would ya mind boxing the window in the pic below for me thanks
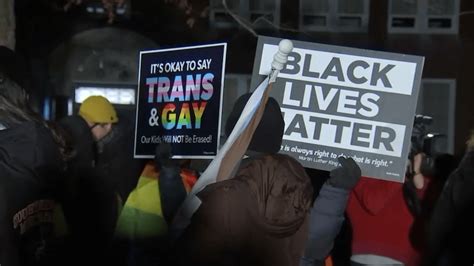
[221,74,252,136]
[388,0,460,34]
[249,0,279,26]
[209,0,280,29]
[74,85,136,105]
[84,0,130,19]
[416,79,456,154]
[209,0,239,28]
[299,0,369,32]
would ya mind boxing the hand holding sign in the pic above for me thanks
[154,143,179,170]
[328,157,361,190]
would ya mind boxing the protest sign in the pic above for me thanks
[250,36,424,182]
[134,43,227,159]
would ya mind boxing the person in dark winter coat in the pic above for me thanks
[178,93,361,266]
[175,94,311,266]
[180,155,313,266]
[59,95,122,266]
[424,131,474,266]
[0,46,69,266]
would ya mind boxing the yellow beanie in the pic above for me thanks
[79,96,119,123]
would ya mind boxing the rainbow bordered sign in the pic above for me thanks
[134,43,227,159]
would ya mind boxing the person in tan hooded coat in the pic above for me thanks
[182,153,313,266]
[178,94,312,266]
[177,94,361,266]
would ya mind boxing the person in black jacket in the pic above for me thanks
[424,131,474,266]
[0,46,69,266]
[59,96,124,266]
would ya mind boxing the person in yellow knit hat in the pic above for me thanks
[59,95,121,266]
[78,95,119,141]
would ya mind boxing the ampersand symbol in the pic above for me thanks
[149,108,159,127]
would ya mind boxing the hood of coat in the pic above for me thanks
[236,154,313,237]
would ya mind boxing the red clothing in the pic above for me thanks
[347,177,428,266]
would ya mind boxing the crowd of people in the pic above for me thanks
[1,45,473,266]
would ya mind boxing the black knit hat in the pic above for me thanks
[0,46,28,90]
[225,93,285,154]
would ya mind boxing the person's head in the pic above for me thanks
[0,46,71,161]
[0,74,30,125]
[225,93,285,154]
[79,95,118,141]
[0,46,33,126]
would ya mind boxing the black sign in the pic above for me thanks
[134,43,227,159]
